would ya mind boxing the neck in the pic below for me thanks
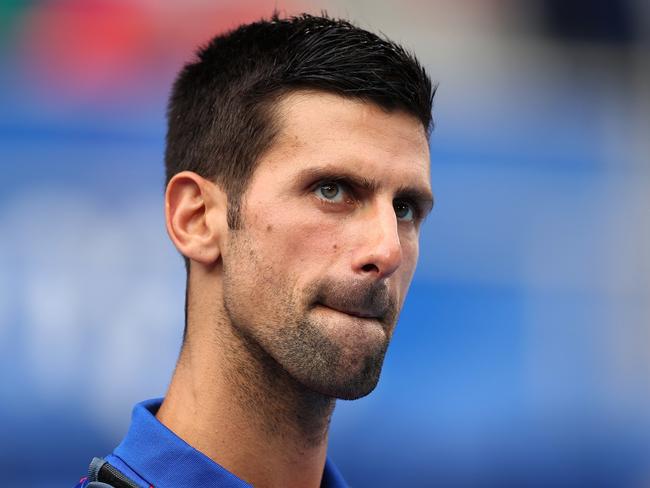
[157,306,336,488]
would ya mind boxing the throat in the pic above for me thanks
[157,318,335,487]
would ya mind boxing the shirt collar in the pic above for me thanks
[113,398,348,488]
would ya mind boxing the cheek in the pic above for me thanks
[402,236,419,271]
[252,208,342,274]
[281,220,340,267]
[396,236,419,297]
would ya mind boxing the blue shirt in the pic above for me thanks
[75,398,349,488]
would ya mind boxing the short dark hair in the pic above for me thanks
[165,12,434,225]
[165,13,435,334]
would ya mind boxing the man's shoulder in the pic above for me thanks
[72,398,349,488]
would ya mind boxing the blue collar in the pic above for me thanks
[109,398,348,488]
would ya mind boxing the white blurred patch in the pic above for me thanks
[0,187,185,433]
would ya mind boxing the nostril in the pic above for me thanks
[361,263,379,273]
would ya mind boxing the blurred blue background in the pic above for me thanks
[1,1,649,486]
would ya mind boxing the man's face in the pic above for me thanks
[221,91,432,400]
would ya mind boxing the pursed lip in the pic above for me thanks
[316,302,381,320]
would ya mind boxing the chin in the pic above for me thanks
[329,378,381,401]
[300,351,387,400]
[261,308,391,399]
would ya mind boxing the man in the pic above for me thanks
[76,12,434,488]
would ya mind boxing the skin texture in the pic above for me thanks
[157,91,432,488]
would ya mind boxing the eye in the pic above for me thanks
[315,182,344,202]
[394,200,415,222]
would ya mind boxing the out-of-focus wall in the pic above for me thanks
[1,1,648,486]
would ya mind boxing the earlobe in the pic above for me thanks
[165,171,227,266]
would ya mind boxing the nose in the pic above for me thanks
[351,202,403,279]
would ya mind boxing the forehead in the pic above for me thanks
[259,90,431,190]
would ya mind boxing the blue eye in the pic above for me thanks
[394,200,415,221]
[315,182,344,202]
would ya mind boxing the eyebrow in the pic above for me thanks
[293,166,435,216]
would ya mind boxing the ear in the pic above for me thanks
[165,171,228,267]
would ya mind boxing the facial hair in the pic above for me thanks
[222,242,400,401]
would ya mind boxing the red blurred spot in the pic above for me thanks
[18,0,304,105]
[21,0,153,100]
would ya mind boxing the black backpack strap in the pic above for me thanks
[87,457,141,488]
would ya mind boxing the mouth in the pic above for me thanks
[316,302,381,321]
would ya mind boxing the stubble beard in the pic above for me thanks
[221,235,399,403]
[271,307,390,401]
